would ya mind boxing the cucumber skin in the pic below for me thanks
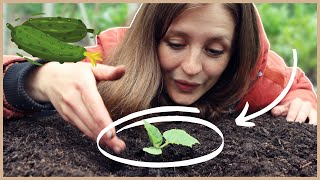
[22,17,88,42]
[11,25,85,63]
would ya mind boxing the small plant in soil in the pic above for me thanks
[143,120,200,155]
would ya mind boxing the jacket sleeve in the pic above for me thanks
[269,51,317,109]
[237,50,317,114]
[3,56,55,119]
[3,56,27,119]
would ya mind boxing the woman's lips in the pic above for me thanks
[175,80,200,92]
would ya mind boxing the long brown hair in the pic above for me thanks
[98,3,260,120]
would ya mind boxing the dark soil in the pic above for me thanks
[3,111,317,176]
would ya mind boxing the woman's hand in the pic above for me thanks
[271,98,317,125]
[25,62,126,153]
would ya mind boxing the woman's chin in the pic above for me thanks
[171,97,196,106]
[167,89,200,106]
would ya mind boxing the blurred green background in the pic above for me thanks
[3,3,317,87]
[256,3,317,87]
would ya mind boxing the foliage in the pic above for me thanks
[53,3,128,32]
[256,3,317,85]
[144,119,163,148]
[143,120,199,155]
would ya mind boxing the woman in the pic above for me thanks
[3,3,317,154]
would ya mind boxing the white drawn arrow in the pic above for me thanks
[235,49,298,127]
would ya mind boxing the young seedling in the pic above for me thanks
[143,120,200,155]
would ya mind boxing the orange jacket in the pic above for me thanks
[3,7,317,118]
[237,7,317,113]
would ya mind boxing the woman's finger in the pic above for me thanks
[271,103,289,117]
[56,101,95,140]
[295,102,311,123]
[50,88,107,144]
[63,90,109,140]
[66,83,123,151]
[81,83,116,134]
[104,135,126,154]
[286,98,302,122]
[80,80,126,152]
[54,95,120,150]
[91,64,126,82]
[308,109,317,125]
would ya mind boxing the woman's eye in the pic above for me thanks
[206,48,224,56]
[168,42,185,49]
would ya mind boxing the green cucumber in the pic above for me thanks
[7,23,86,63]
[22,17,94,42]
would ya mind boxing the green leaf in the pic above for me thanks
[16,52,24,57]
[143,147,162,155]
[16,53,43,66]
[24,57,43,66]
[163,129,200,148]
[144,120,163,148]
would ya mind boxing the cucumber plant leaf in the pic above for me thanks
[143,120,200,155]
[143,147,162,155]
[144,120,163,148]
[163,129,200,148]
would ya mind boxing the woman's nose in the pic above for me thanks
[181,49,202,76]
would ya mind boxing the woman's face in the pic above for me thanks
[158,4,236,105]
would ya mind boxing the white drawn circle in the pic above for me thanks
[97,106,224,168]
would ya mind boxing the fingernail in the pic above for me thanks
[113,146,121,154]
[106,131,113,139]
[276,109,282,115]
[272,110,279,116]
